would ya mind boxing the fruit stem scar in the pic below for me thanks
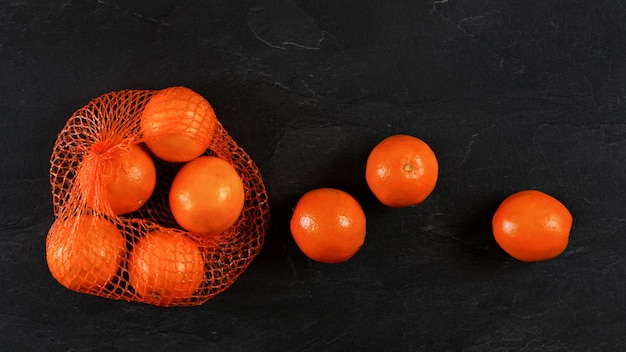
[403,163,413,172]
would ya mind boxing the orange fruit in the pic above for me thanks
[46,215,126,293]
[290,188,366,263]
[365,134,439,207]
[127,229,205,306]
[492,190,573,262]
[78,142,156,215]
[140,86,217,162]
[169,156,245,235]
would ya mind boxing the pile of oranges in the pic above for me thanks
[290,135,573,264]
[47,86,574,307]
[47,87,268,306]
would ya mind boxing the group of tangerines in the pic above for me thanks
[47,86,574,305]
[47,87,248,304]
[292,133,573,264]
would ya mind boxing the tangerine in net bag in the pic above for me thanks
[47,89,269,307]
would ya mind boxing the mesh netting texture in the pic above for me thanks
[47,89,269,307]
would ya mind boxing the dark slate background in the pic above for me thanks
[1,0,625,351]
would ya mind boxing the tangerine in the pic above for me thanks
[492,190,573,262]
[127,229,205,306]
[290,188,366,263]
[140,86,217,162]
[46,215,126,293]
[365,134,438,207]
[169,156,245,235]
[78,142,156,215]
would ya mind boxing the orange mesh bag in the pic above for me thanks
[47,88,269,307]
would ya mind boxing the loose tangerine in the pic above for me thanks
[46,215,126,293]
[140,86,217,162]
[492,190,573,262]
[78,142,156,215]
[290,188,366,263]
[169,156,245,235]
[365,134,439,207]
[127,229,205,306]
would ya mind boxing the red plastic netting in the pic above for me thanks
[47,89,269,307]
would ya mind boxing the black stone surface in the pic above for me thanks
[1,0,625,350]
